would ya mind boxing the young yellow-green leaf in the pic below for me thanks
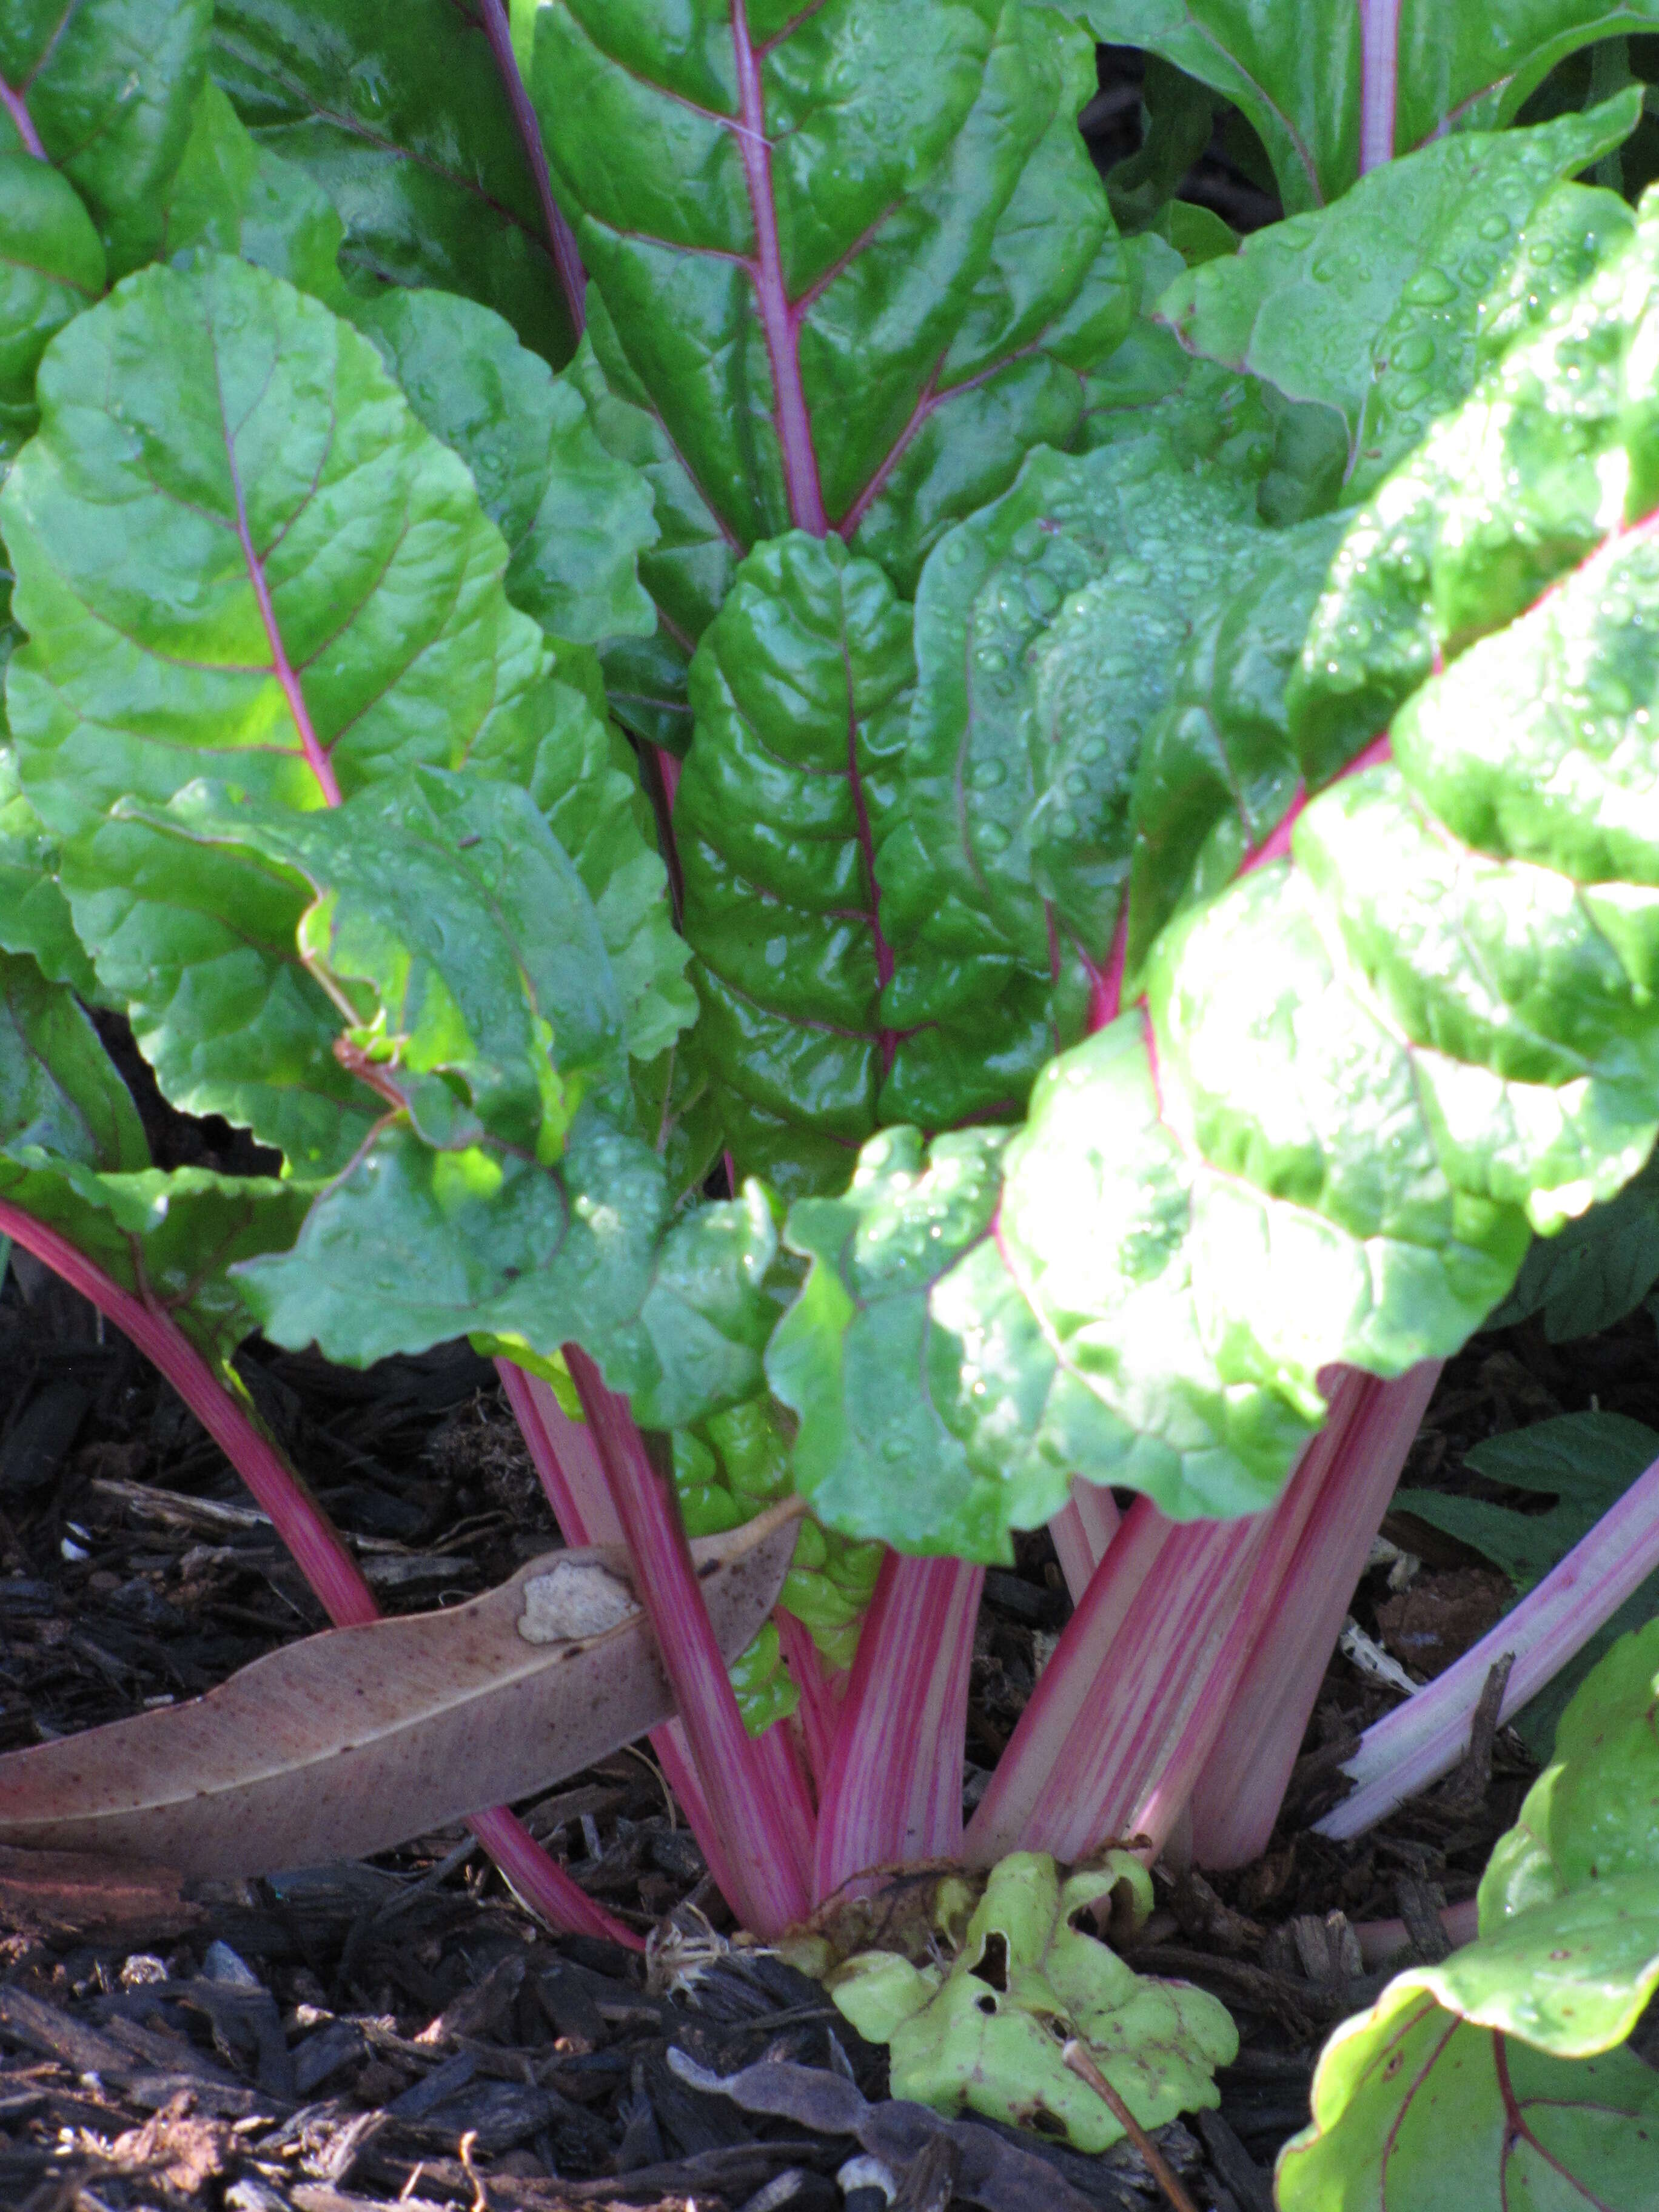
[537,0,1130,739]
[1162,97,1641,503]
[0,155,104,455]
[1,0,209,276]
[2,254,587,1173]
[211,0,576,366]
[828,1852,1236,2154]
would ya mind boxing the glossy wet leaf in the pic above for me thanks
[1,0,210,276]
[536,0,1130,739]
[2,255,600,1173]
[156,80,349,304]
[910,429,1279,987]
[1279,1619,1659,2208]
[211,0,576,366]
[348,288,659,649]
[1067,0,1659,211]
[0,155,104,455]
[1162,98,1640,501]
[771,204,1659,1554]
[828,1851,1236,2154]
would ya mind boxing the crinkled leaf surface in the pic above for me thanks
[1290,189,1659,776]
[1399,1409,1659,1758]
[828,1852,1235,2154]
[347,286,659,649]
[537,0,1130,739]
[210,0,575,366]
[1279,1618,1659,2208]
[0,155,104,455]
[1162,99,1640,504]
[1,254,593,1173]
[680,531,1055,1196]
[1066,1,1659,212]
[0,949,307,1369]
[0,0,209,276]
[907,428,1273,982]
[772,205,1659,1555]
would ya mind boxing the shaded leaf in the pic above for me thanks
[0,154,104,455]
[0,1504,800,1872]
[1483,1152,1659,1340]
[0,746,97,997]
[210,0,576,365]
[1,0,210,276]
[1067,0,1659,211]
[157,79,349,303]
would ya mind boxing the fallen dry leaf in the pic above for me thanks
[0,1501,800,1875]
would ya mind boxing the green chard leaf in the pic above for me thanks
[1396,1410,1659,1756]
[771,198,1659,1558]
[0,743,96,997]
[1064,0,1659,211]
[1,0,210,277]
[210,0,577,366]
[1,253,636,1175]
[0,155,104,457]
[1278,1617,1659,2208]
[1161,96,1643,503]
[0,948,308,1371]
[535,0,1131,739]
[346,287,659,650]
[204,770,776,1426]
[1484,1151,1659,1340]
[157,79,350,305]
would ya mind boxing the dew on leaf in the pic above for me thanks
[1402,267,1458,307]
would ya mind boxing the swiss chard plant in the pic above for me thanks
[6,0,1659,2196]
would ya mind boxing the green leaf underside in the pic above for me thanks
[0,254,643,1176]
[0,0,210,277]
[770,199,1659,1557]
[538,0,1131,742]
[1162,96,1643,503]
[209,0,576,367]
[1279,1619,1659,2205]
[1064,0,1659,213]
[0,948,307,1366]
[1398,1410,1659,1755]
